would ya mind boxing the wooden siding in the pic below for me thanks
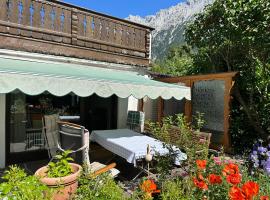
[0,0,153,66]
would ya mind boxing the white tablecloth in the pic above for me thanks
[90,129,187,166]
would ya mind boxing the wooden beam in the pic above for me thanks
[157,97,164,123]
[0,34,150,67]
[158,72,238,83]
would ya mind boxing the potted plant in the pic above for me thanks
[35,150,82,200]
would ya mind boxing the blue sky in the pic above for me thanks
[64,0,183,19]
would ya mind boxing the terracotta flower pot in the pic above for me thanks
[35,163,82,200]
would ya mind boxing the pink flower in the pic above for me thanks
[213,157,222,165]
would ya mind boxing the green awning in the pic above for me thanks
[0,57,191,100]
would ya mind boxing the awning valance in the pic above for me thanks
[0,57,191,100]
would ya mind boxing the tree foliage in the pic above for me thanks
[151,45,198,76]
[185,0,270,151]
[152,0,270,152]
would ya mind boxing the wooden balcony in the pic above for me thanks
[0,0,153,66]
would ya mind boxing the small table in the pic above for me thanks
[90,129,187,168]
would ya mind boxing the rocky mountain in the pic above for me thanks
[127,0,214,60]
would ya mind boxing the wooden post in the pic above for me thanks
[138,99,144,112]
[223,76,235,152]
[145,30,151,59]
[157,97,164,123]
[71,8,78,45]
[184,100,192,122]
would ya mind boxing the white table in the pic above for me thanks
[90,129,187,167]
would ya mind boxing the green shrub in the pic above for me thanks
[160,178,189,200]
[0,165,52,200]
[146,113,209,177]
[74,168,129,200]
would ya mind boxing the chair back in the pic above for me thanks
[126,111,145,132]
[57,122,90,166]
[194,132,212,155]
[42,114,59,158]
[194,131,212,147]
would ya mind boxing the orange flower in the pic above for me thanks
[260,196,269,200]
[223,163,239,176]
[242,181,259,199]
[208,174,222,184]
[196,160,207,170]
[141,179,158,193]
[193,178,208,190]
[229,186,245,200]
[193,174,208,190]
[198,173,204,180]
[226,173,241,185]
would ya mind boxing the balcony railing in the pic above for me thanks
[0,0,153,66]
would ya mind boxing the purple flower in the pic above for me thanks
[252,151,258,155]
[250,140,270,175]
[250,153,258,160]
[261,159,266,166]
[258,146,267,155]
[250,154,259,167]
[263,159,270,175]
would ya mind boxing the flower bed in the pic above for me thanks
[192,157,270,199]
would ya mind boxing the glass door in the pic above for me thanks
[7,91,47,164]
[9,92,28,153]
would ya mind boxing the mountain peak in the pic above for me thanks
[126,0,213,60]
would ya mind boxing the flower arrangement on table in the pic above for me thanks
[192,158,269,200]
[250,139,270,175]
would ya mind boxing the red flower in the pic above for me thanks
[223,163,239,176]
[196,160,207,170]
[208,174,222,184]
[193,178,208,190]
[226,173,241,185]
[229,186,245,200]
[242,181,259,199]
[229,181,260,200]
[193,174,208,190]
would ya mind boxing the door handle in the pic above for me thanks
[21,120,28,123]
